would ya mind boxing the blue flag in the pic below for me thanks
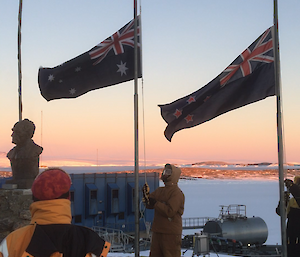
[159,26,275,142]
[39,17,141,101]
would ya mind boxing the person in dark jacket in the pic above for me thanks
[143,164,185,257]
[276,176,300,257]
[0,168,110,257]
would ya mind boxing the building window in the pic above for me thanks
[70,191,75,202]
[91,190,97,200]
[112,189,119,199]
[118,212,125,220]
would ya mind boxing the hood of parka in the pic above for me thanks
[294,176,300,186]
[163,164,181,186]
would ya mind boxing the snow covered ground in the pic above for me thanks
[108,178,282,257]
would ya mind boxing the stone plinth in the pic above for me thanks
[0,189,32,242]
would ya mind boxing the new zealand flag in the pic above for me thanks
[159,26,275,142]
[38,17,142,101]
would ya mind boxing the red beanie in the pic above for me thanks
[31,168,71,201]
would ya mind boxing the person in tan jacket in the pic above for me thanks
[143,164,185,257]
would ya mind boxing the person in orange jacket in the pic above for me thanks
[143,164,185,257]
[0,168,110,257]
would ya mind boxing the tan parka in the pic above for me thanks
[147,164,185,235]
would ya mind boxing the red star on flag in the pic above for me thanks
[173,109,182,118]
[185,114,193,123]
[187,96,196,104]
[204,96,211,102]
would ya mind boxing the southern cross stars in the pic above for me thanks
[173,109,194,123]
[172,95,196,123]
[47,66,82,96]
[117,61,128,76]
[48,66,82,82]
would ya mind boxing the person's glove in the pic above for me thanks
[284,191,290,203]
[142,196,148,204]
[285,179,293,189]
[142,183,149,195]
[149,197,156,206]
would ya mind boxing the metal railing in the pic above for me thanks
[92,226,151,252]
[218,204,247,220]
[93,226,134,252]
[182,217,216,229]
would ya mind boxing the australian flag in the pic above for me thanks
[38,17,142,101]
[159,26,275,142]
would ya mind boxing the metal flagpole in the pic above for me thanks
[18,0,23,121]
[273,1,287,256]
[133,0,140,256]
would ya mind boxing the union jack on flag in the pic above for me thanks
[220,27,274,86]
[89,16,140,65]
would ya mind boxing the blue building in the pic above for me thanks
[69,172,159,233]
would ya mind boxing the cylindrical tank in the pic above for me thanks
[203,217,268,246]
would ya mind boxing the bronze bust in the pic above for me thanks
[6,119,43,189]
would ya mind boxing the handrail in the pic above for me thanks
[182,217,216,229]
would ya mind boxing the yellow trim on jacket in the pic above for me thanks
[287,197,300,215]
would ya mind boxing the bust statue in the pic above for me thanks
[6,119,43,189]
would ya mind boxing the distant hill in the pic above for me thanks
[246,162,273,166]
[191,161,233,166]
[114,165,300,181]
[1,160,300,181]
[191,161,273,166]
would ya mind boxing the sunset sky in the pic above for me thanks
[0,0,299,168]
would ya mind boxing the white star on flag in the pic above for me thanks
[48,74,55,81]
[69,88,76,95]
[116,61,128,76]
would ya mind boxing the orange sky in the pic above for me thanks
[1,1,300,168]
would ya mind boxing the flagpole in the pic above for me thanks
[18,0,23,121]
[133,0,140,256]
[273,1,287,256]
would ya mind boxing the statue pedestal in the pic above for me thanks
[2,184,17,190]
[5,178,35,189]
[0,189,32,241]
